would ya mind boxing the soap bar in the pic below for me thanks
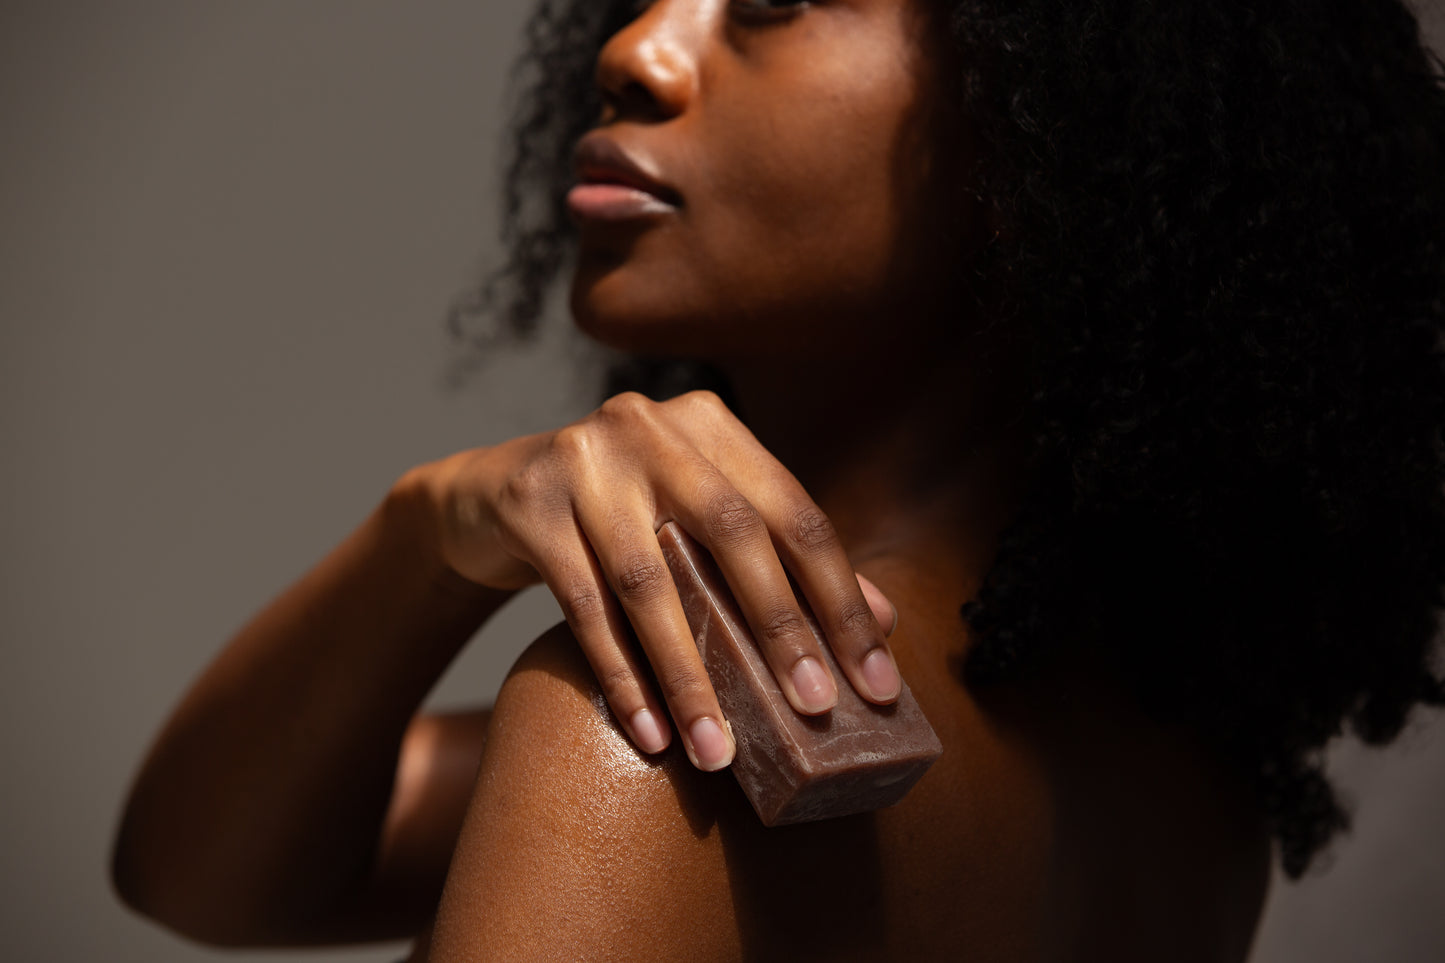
[657,521,942,826]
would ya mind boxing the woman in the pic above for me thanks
[113,0,1445,959]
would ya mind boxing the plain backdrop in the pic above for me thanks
[2,2,1444,961]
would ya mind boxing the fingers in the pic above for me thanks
[571,501,737,772]
[486,389,901,774]
[668,391,901,704]
[670,481,842,716]
[528,523,675,758]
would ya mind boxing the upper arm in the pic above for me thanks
[426,622,746,962]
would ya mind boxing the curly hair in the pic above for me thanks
[453,0,1445,878]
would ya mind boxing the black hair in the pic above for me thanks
[453,0,1445,878]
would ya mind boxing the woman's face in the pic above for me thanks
[568,0,975,361]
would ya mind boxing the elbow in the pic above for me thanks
[110,810,170,929]
[110,813,270,948]
[110,816,210,944]
[111,771,230,943]
[110,809,367,948]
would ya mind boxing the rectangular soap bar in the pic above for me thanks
[657,521,942,826]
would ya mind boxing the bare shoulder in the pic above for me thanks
[424,622,747,962]
[423,622,943,962]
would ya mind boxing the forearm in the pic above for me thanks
[113,470,513,944]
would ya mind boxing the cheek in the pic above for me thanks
[691,85,933,345]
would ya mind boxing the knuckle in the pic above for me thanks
[788,505,838,554]
[594,660,639,703]
[613,552,671,602]
[702,489,762,544]
[756,607,810,647]
[549,424,594,462]
[838,601,881,640]
[559,585,608,625]
[681,389,723,414]
[599,391,652,423]
[657,665,710,707]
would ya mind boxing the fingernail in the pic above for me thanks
[790,656,837,713]
[861,648,901,702]
[629,708,669,754]
[688,716,734,771]
[884,600,899,637]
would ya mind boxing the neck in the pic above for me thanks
[718,325,1030,583]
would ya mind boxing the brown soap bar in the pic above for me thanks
[657,521,942,826]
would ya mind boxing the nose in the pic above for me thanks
[595,0,704,122]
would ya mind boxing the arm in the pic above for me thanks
[115,389,898,947]
[112,474,511,945]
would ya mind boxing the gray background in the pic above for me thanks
[2,2,1443,961]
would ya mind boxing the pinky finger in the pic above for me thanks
[541,543,673,755]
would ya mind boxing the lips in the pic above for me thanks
[569,133,681,222]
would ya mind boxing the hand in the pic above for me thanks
[414,390,902,771]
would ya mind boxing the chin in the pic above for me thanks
[569,267,721,358]
[571,307,724,359]
[567,257,847,361]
